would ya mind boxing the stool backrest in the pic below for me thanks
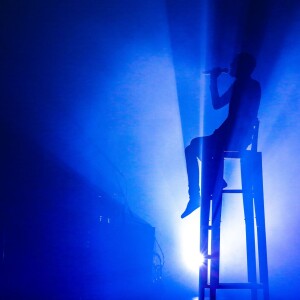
[224,118,259,158]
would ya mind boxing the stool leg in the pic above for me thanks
[241,154,257,300]
[253,153,269,300]
[210,287,217,300]
[210,159,225,293]
[210,194,222,300]
[199,195,210,300]
[199,158,215,300]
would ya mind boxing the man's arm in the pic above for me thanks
[210,74,232,109]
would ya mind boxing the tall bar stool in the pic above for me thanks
[199,119,269,300]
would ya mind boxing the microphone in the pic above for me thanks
[203,67,229,75]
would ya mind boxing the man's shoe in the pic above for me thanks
[181,198,201,219]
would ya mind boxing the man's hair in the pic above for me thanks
[236,52,256,76]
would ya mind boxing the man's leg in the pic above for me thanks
[181,139,201,218]
[181,136,215,218]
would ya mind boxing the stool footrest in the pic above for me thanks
[205,283,264,289]
[222,189,243,193]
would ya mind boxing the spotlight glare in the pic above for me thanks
[180,211,201,273]
[198,253,204,266]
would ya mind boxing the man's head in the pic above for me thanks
[229,52,256,78]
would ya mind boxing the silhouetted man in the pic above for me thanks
[181,52,261,218]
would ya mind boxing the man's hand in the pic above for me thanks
[209,67,227,78]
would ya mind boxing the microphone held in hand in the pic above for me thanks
[203,67,229,75]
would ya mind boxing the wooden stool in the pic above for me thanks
[199,119,269,300]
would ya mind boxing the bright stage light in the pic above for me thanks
[198,253,205,266]
[179,211,205,273]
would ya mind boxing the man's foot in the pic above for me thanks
[181,198,201,219]
[211,179,228,198]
